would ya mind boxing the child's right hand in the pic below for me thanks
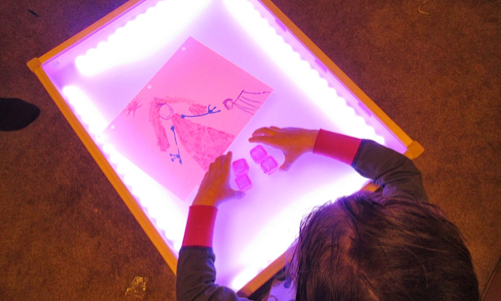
[249,127,319,171]
[192,152,245,207]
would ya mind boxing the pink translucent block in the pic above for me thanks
[250,145,267,164]
[232,158,249,176]
[261,156,278,175]
[235,174,252,191]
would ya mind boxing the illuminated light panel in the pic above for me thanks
[231,267,260,291]
[35,0,414,293]
[233,173,369,287]
[100,142,186,250]
[75,0,211,77]
[224,0,385,145]
[62,86,108,136]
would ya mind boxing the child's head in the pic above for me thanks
[288,193,479,301]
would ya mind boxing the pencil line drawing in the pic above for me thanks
[126,97,142,116]
[148,96,234,170]
[181,104,221,119]
[149,97,170,152]
[170,125,182,164]
[223,90,270,114]
[172,113,235,171]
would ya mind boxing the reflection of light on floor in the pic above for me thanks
[231,173,369,290]
[75,0,211,77]
[224,0,384,145]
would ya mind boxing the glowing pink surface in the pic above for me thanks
[41,0,409,291]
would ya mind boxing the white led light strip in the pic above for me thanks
[224,0,384,144]
[101,143,186,251]
[75,0,211,77]
[62,86,185,251]
[62,86,108,135]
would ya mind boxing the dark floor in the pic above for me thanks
[1,0,500,300]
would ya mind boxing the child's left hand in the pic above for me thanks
[192,152,245,207]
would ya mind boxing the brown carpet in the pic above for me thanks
[1,0,500,300]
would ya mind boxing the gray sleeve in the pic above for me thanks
[352,140,429,203]
[176,247,250,301]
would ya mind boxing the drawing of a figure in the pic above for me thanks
[147,96,233,171]
[105,37,273,201]
[172,114,234,171]
[223,90,270,114]
[149,97,171,152]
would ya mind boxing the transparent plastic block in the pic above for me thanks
[260,156,278,175]
[235,174,252,191]
[232,158,249,176]
[250,145,267,164]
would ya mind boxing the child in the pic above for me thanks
[176,127,479,301]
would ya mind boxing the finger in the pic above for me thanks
[218,189,246,205]
[270,126,281,131]
[226,151,233,161]
[215,154,226,168]
[201,170,210,181]
[248,135,278,146]
[226,187,246,199]
[251,127,276,137]
[279,160,293,171]
[223,152,232,171]
[233,190,246,200]
[279,156,296,171]
[208,160,216,171]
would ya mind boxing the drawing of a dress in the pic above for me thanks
[172,114,234,171]
[149,96,235,171]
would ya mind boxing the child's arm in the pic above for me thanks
[350,139,428,202]
[250,127,428,203]
[176,153,249,301]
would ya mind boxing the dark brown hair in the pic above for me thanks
[288,193,479,301]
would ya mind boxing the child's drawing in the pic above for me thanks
[104,37,272,200]
[148,95,232,171]
[172,113,235,171]
[169,126,182,164]
[223,90,270,115]
[181,104,221,119]
[126,97,142,116]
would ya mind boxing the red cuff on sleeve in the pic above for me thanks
[313,129,362,165]
[182,205,218,247]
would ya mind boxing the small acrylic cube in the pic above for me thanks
[250,145,267,164]
[232,158,249,176]
[260,156,278,175]
[235,174,252,191]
